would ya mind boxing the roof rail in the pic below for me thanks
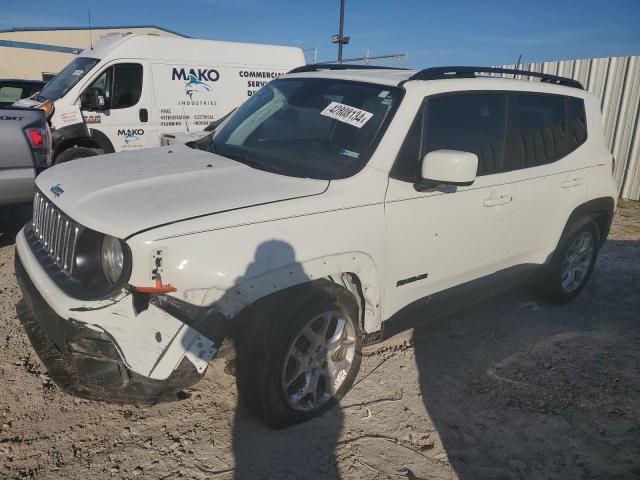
[288,63,407,74]
[404,66,583,89]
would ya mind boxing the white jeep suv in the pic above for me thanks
[15,65,617,427]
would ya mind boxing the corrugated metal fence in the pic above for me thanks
[500,56,640,200]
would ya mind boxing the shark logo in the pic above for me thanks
[171,67,219,99]
[185,73,212,99]
[124,131,138,144]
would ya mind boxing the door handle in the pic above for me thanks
[139,108,148,122]
[483,195,513,207]
[561,178,583,188]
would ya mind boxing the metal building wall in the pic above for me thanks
[500,56,640,200]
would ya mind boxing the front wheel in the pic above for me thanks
[235,282,362,428]
[54,147,99,164]
[540,220,600,303]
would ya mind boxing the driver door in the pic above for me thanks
[384,91,515,318]
[80,62,151,151]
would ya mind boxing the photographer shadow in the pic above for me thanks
[211,240,345,479]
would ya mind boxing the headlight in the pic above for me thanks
[101,235,124,284]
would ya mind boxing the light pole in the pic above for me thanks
[332,0,350,63]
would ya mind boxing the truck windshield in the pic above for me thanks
[39,57,100,102]
[211,78,403,179]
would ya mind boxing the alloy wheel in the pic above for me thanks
[281,310,357,412]
[560,231,595,293]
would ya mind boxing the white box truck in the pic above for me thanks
[15,34,305,163]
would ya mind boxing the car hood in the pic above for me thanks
[36,145,328,239]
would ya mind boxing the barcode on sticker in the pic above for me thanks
[320,102,373,128]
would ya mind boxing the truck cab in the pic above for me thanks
[15,33,305,163]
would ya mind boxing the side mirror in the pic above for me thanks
[416,149,478,191]
[80,89,106,111]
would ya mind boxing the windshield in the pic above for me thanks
[39,57,100,101]
[210,78,403,179]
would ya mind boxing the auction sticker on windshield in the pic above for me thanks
[321,102,373,128]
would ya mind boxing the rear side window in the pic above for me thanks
[567,97,587,149]
[504,93,587,170]
[391,91,588,183]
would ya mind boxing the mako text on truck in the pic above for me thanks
[15,65,617,427]
[14,33,304,163]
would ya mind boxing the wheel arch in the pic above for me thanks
[559,197,615,246]
[188,252,383,335]
[53,127,114,160]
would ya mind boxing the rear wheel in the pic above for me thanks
[54,147,99,164]
[235,282,362,428]
[540,220,600,303]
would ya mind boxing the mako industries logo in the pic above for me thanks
[118,128,144,144]
[172,67,219,99]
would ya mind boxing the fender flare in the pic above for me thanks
[87,128,115,154]
[559,197,615,245]
[182,252,384,334]
[52,123,115,157]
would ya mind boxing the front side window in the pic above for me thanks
[40,57,99,102]
[86,68,112,106]
[392,92,506,181]
[111,63,143,109]
[83,63,143,110]
[211,78,403,179]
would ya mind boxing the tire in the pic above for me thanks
[54,147,99,164]
[234,281,362,428]
[540,220,600,304]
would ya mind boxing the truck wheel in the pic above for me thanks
[235,282,362,428]
[54,147,99,164]
[540,220,600,304]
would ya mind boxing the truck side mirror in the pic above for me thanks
[80,89,106,111]
[415,149,478,191]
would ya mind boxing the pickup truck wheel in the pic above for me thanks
[54,147,99,164]
[541,220,600,304]
[235,282,362,428]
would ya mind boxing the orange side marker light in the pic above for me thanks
[134,277,177,294]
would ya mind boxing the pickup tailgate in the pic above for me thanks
[0,107,47,206]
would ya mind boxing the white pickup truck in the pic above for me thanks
[15,65,616,428]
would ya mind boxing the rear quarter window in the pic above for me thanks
[504,93,587,171]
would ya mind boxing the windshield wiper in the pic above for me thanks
[219,150,284,174]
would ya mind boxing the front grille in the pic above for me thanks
[32,190,80,276]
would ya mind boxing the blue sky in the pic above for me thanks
[2,0,639,67]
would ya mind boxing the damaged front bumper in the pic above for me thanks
[14,229,219,404]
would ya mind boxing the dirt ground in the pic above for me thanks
[1,201,639,480]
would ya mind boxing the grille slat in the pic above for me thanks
[31,190,79,276]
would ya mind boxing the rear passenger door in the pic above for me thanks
[499,93,588,269]
[384,91,515,317]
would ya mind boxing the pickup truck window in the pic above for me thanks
[211,78,402,179]
[39,57,99,102]
[0,86,23,105]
